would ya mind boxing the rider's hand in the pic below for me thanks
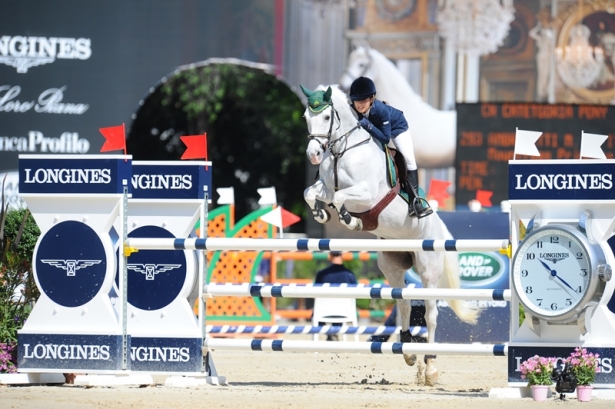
[359,117,371,130]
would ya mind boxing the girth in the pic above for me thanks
[348,183,400,231]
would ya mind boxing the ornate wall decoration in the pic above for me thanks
[554,0,615,103]
[375,0,417,21]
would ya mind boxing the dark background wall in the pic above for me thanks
[0,0,276,171]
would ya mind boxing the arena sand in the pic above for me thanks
[1,349,614,408]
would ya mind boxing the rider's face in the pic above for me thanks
[353,97,373,114]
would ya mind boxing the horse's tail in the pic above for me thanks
[440,249,482,325]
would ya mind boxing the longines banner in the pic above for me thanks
[455,103,615,207]
[0,1,275,205]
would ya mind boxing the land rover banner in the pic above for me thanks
[0,1,275,206]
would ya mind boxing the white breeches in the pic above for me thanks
[390,129,417,171]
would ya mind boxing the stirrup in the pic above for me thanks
[410,197,433,219]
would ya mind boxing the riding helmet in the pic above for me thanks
[349,76,376,101]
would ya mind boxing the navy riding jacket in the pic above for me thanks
[354,99,408,145]
[314,264,357,285]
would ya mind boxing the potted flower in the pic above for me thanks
[520,355,556,401]
[567,347,599,402]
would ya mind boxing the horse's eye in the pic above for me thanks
[324,115,331,121]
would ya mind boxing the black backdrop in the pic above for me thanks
[0,0,275,172]
[455,102,615,207]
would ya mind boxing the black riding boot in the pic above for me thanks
[406,169,433,219]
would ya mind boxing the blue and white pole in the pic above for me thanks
[124,237,510,254]
[206,325,426,336]
[203,338,508,356]
[203,283,511,301]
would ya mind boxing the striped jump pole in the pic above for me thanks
[206,325,427,337]
[203,338,508,356]
[203,283,512,301]
[124,237,510,254]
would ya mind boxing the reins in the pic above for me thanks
[306,101,369,191]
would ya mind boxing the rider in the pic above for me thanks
[349,76,432,219]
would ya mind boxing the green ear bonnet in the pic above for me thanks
[300,84,332,113]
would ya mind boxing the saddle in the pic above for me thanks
[348,146,409,231]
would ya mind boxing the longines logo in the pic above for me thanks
[41,259,102,276]
[540,253,569,264]
[0,35,91,73]
[131,174,193,190]
[127,263,182,280]
[23,343,110,360]
[131,346,190,362]
[515,173,613,190]
[23,168,111,184]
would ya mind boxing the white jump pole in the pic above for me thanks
[125,237,510,252]
[203,283,511,301]
[203,338,508,356]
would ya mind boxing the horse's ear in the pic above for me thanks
[300,84,313,98]
[323,86,332,102]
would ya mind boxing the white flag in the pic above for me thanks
[257,187,277,205]
[514,128,542,158]
[260,207,282,228]
[580,131,607,159]
[216,187,235,205]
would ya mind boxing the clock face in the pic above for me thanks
[513,227,591,319]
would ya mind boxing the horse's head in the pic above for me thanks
[339,46,375,92]
[301,84,336,165]
[301,84,362,165]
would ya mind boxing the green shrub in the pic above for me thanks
[0,200,41,372]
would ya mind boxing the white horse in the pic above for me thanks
[339,46,457,169]
[301,84,479,386]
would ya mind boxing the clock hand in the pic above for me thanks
[553,274,577,293]
[539,260,554,274]
[539,260,577,293]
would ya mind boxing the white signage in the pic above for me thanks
[0,85,89,115]
[0,35,91,73]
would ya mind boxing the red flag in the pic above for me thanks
[427,179,451,207]
[476,190,493,207]
[280,207,301,228]
[181,134,208,160]
[99,124,126,153]
[261,207,301,229]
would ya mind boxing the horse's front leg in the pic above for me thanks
[304,178,334,224]
[396,298,416,367]
[332,182,374,231]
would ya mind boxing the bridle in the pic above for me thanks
[306,102,340,153]
[306,100,369,190]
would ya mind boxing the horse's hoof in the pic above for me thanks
[352,219,363,231]
[424,358,439,386]
[403,353,417,366]
[314,209,331,224]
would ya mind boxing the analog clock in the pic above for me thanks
[512,224,611,324]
